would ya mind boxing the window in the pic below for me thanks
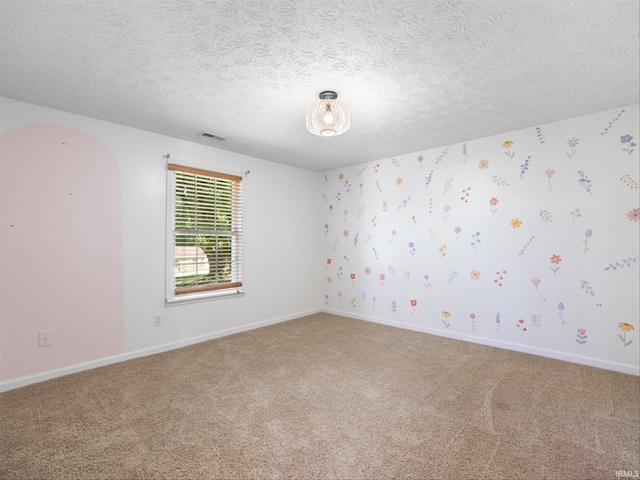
[166,163,243,303]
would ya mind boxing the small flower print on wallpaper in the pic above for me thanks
[546,169,556,191]
[489,197,499,216]
[620,135,635,155]
[490,175,511,187]
[443,177,454,194]
[516,319,527,338]
[540,210,553,222]
[627,208,639,222]
[425,170,433,189]
[435,147,449,165]
[494,270,507,287]
[570,208,582,224]
[502,140,515,159]
[577,170,592,194]
[580,280,595,296]
[518,236,536,256]
[566,137,579,159]
[604,256,639,271]
[470,232,481,251]
[510,218,522,229]
[549,254,562,276]
[478,160,489,169]
[600,109,625,135]
[442,204,451,220]
[442,311,451,329]
[576,328,587,346]
[532,277,545,300]
[618,322,635,347]
[619,173,638,189]
[558,303,565,326]
[583,229,592,252]
[470,270,481,280]
[519,156,531,179]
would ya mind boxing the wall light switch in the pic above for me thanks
[153,313,163,326]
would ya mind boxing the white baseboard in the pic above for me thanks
[323,308,640,377]
[0,308,321,393]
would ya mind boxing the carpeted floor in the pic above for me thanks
[1,312,639,479]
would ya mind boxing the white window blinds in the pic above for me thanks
[168,164,242,296]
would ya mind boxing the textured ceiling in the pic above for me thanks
[1,0,638,172]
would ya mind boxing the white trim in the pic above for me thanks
[323,308,640,377]
[0,308,321,393]
[165,287,246,306]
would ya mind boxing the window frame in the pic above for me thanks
[165,162,244,305]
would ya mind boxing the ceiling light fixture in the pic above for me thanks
[306,91,350,137]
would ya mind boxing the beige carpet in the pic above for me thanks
[1,313,639,480]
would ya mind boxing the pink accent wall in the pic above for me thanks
[0,124,124,380]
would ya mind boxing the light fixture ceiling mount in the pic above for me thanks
[306,90,350,137]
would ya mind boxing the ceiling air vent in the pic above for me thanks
[199,132,226,141]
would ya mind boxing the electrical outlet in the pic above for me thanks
[38,330,52,347]
[530,313,541,326]
[153,313,163,326]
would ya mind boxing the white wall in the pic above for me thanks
[0,97,322,390]
[321,104,639,375]
[2,97,637,391]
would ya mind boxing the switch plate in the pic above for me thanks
[38,330,52,347]
[530,313,541,326]
[153,313,163,326]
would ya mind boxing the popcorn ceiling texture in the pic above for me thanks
[321,104,639,374]
[0,0,638,171]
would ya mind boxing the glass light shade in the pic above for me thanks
[306,98,350,137]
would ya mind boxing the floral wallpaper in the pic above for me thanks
[321,104,639,373]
